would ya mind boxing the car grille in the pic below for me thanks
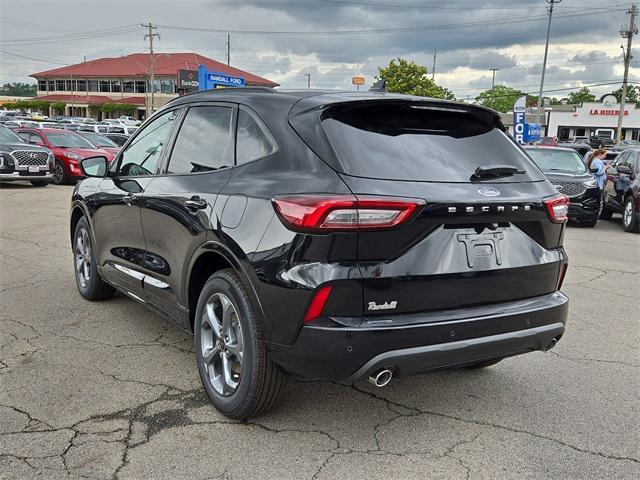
[11,150,49,166]
[552,182,586,198]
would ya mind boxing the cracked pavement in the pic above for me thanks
[1,183,639,479]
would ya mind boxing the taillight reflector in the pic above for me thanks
[272,194,425,232]
[304,285,333,323]
[543,194,569,223]
[557,263,568,290]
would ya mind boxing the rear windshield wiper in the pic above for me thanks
[471,164,526,180]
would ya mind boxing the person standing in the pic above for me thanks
[587,148,608,190]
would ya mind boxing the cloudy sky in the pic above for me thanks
[0,0,637,100]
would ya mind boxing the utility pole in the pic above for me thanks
[536,0,562,125]
[432,47,437,81]
[617,4,638,144]
[489,68,499,109]
[142,22,159,116]
[303,73,311,88]
[226,34,231,66]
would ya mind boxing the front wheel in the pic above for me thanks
[73,216,115,300]
[52,160,67,185]
[194,269,287,419]
[622,196,640,233]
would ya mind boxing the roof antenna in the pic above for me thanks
[369,79,386,92]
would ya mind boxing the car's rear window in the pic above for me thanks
[321,103,544,183]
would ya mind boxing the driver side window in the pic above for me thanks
[118,109,178,177]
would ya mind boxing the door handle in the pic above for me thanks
[123,193,136,206]
[185,196,208,212]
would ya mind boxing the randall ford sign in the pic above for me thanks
[513,95,527,144]
[197,65,246,91]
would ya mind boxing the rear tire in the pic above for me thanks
[30,181,49,187]
[194,269,287,419]
[463,358,503,369]
[622,196,640,233]
[582,218,598,228]
[52,160,67,185]
[73,216,115,301]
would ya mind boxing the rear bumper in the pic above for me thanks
[268,291,568,381]
[0,172,52,182]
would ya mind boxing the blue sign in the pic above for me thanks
[525,123,541,143]
[198,65,245,91]
[513,95,527,145]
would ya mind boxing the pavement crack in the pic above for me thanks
[547,350,639,368]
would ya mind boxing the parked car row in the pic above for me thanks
[0,123,124,187]
[525,145,639,233]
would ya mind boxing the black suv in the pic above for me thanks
[0,125,53,186]
[70,89,569,419]
[525,146,600,226]
[601,149,640,233]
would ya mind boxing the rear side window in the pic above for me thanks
[321,103,544,183]
[167,106,234,174]
[236,107,277,165]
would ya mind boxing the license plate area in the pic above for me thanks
[28,165,40,173]
[456,231,504,268]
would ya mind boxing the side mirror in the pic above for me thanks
[80,156,108,178]
[616,165,632,175]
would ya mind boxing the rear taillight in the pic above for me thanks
[557,263,568,290]
[272,194,425,232]
[304,285,333,323]
[543,194,569,223]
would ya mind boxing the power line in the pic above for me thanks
[0,25,140,46]
[316,0,627,10]
[156,9,623,36]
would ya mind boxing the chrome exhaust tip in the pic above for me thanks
[368,369,393,387]
[544,338,558,351]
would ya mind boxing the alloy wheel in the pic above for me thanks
[53,163,64,184]
[75,227,91,288]
[623,201,633,227]
[200,293,245,396]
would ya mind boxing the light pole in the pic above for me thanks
[303,73,311,89]
[535,0,561,125]
[489,68,499,108]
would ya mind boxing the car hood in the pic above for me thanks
[1,142,51,153]
[542,171,593,183]
[54,147,107,157]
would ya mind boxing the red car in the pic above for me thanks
[15,128,115,185]
[76,131,121,158]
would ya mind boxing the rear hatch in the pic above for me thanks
[291,98,566,316]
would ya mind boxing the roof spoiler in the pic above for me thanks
[369,79,386,92]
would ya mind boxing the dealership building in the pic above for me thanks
[545,98,640,141]
[31,52,278,119]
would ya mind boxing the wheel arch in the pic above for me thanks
[185,242,267,333]
[70,202,90,247]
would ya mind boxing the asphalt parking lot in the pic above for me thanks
[1,183,638,480]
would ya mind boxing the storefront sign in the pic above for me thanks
[352,76,365,85]
[198,65,245,91]
[589,109,628,116]
[178,70,199,93]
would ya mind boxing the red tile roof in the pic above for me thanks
[31,52,278,87]
[36,94,146,105]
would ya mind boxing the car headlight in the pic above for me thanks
[583,179,598,188]
[66,152,82,161]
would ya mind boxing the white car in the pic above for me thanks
[106,125,138,135]
[77,124,110,134]
[117,116,140,126]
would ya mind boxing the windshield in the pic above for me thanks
[526,148,587,174]
[0,126,23,143]
[321,103,544,183]
[79,132,117,148]
[45,132,96,148]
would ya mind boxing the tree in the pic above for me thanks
[475,85,529,113]
[0,82,37,97]
[51,102,67,115]
[610,85,640,105]
[377,58,455,100]
[566,87,596,104]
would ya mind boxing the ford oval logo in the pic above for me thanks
[553,184,563,191]
[477,186,501,197]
